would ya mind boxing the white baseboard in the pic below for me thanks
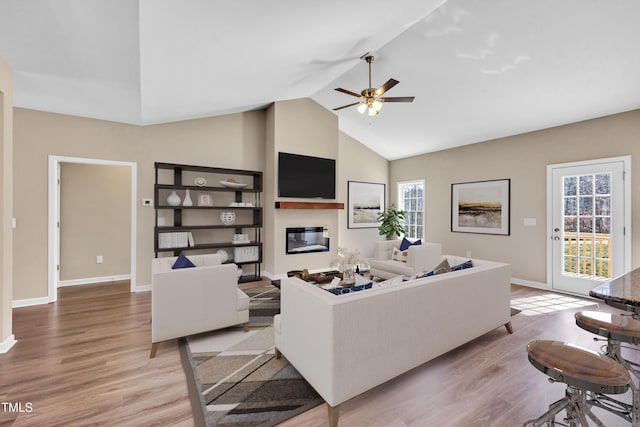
[133,284,151,292]
[58,274,131,287]
[511,277,549,290]
[0,334,16,353]
[13,296,53,308]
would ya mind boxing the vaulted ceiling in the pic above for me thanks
[1,0,639,160]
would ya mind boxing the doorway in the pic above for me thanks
[48,156,137,302]
[547,156,631,296]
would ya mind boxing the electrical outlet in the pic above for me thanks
[142,198,153,207]
[466,250,471,258]
[97,255,104,264]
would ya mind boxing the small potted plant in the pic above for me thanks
[377,204,407,240]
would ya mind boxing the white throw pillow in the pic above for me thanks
[391,247,408,263]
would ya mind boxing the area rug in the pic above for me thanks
[180,284,323,427]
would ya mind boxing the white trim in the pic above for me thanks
[546,156,632,288]
[0,334,16,353]
[58,274,132,287]
[48,156,138,304]
[12,297,51,308]
[397,179,426,240]
[134,284,151,292]
[511,277,549,290]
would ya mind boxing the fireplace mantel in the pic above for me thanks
[275,201,344,210]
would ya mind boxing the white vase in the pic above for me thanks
[341,264,356,285]
[220,211,236,225]
[183,189,193,206]
[167,191,181,206]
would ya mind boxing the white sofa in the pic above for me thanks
[368,239,443,279]
[274,256,511,426]
[150,253,250,358]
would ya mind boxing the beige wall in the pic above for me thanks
[338,131,389,259]
[0,59,13,345]
[13,108,266,300]
[13,99,387,301]
[60,164,131,281]
[266,98,340,275]
[390,110,640,284]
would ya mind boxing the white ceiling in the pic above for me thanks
[1,0,639,160]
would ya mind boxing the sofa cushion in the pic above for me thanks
[391,247,408,262]
[399,237,422,251]
[417,259,451,278]
[172,253,196,269]
[369,259,416,277]
[432,259,451,274]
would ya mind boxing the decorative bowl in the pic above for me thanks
[220,180,247,189]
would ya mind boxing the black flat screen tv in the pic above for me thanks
[278,152,336,199]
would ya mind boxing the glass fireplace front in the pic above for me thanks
[286,227,329,254]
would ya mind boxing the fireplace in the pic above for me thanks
[286,227,329,254]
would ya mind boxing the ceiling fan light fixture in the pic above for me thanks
[333,54,414,115]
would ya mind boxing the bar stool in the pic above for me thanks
[575,310,640,380]
[523,340,633,426]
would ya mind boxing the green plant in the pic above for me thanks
[377,204,407,239]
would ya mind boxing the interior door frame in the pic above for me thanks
[48,155,138,302]
[546,156,632,291]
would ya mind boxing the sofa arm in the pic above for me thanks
[151,263,239,343]
[276,278,336,403]
[407,242,442,273]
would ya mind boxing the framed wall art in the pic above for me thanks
[348,181,385,229]
[198,194,213,206]
[451,179,510,235]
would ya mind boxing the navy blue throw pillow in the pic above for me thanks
[172,253,196,269]
[325,282,373,295]
[451,260,473,271]
[399,237,422,251]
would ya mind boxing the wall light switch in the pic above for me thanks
[142,198,153,207]
[12,218,16,229]
[524,218,537,227]
[97,255,104,264]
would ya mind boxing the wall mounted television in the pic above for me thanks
[278,152,336,199]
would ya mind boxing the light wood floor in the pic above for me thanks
[0,281,194,427]
[2,281,638,426]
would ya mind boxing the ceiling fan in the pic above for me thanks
[333,54,415,116]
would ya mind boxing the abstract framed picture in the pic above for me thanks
[348,181,385,229]
[451,179,510,235]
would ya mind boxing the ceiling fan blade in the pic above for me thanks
[379,96,415,103]
[333,101,361,111]
[335,87,362,98]
[375,78,399,96]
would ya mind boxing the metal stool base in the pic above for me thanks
[523,385,627,427]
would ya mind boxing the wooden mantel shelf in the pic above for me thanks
[275,201,344,210]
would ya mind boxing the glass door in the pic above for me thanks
[549,158,628,295]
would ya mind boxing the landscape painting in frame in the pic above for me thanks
[451,179,510,235]
[348,181,385,228]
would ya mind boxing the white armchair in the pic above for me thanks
[150,253,250,358]
[369,240,442,280]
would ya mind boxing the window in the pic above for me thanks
[398,180,424,240]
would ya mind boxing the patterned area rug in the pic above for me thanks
[180,284,323,427]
